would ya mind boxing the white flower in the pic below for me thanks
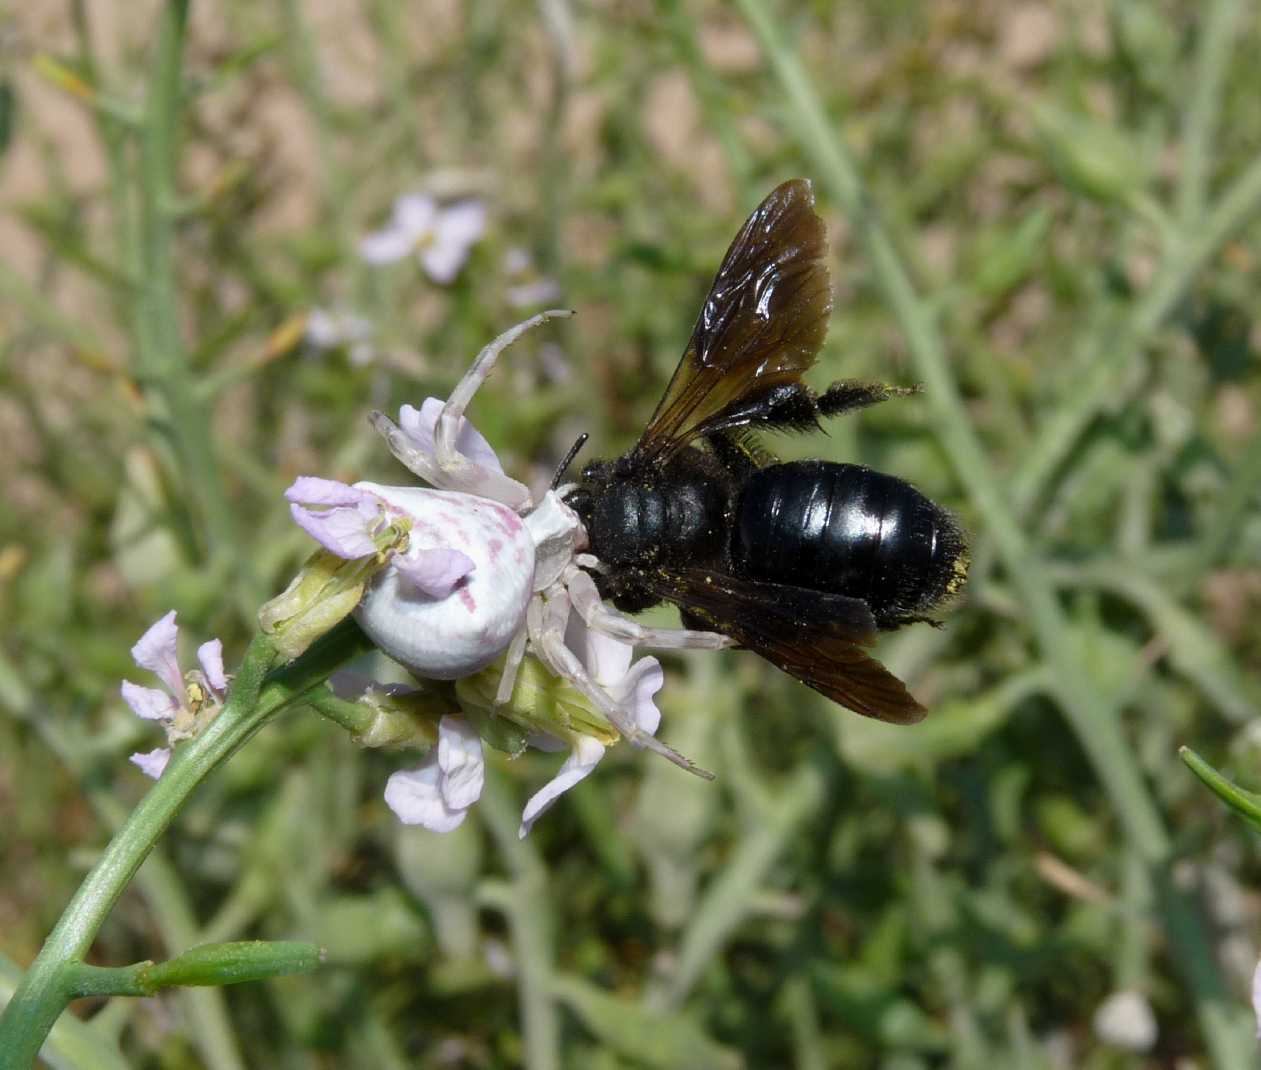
[380,616,663,837]
[121,611,226,779]
[359,194,486,284]
[130,748,172,779]
[517,613,663,838]
[384,716,485,832]
[305,307,376,366]
[1093,989,1157,1052]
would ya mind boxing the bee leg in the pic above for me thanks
[817,380,918,418]
[526,587,715,780]
[565,567,733,650]
[431,309,574,510]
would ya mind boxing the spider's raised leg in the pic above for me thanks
[368,311,572,509]
[433,310,573,509]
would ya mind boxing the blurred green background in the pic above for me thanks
[2,1,1261,1066]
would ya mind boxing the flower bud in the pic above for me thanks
[260,549,388,660]
[341,680,453,750]
[455,652,619,751]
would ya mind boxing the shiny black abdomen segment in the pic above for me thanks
[733,460,959,620]
[589,477,729,567]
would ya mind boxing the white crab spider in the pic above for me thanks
[368,310,732,777]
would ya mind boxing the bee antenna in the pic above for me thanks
[551,432,589,490]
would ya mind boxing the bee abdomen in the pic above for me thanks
[733,460,964,621]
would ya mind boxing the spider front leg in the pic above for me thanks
[563,566,733,651]
[368,310,573,510]
[526,586,714,780]
[432,309,574,509]
[495,622,530,706]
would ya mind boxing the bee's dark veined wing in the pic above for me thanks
[631,179,833,465]
[642,567,926,725]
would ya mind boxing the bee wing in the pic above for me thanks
[642,567,926,726]
[631,179,833,465]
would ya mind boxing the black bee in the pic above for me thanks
[562,179,968,723]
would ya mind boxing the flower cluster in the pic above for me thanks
[278,397,667,836]
[121,611,226,779]
[122,321,670,836]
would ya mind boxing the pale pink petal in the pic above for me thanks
[506,279,563,309]
[437,715,485,810]
[563,614,633,688]
[328,669,377,700]
[285,479,385,558]
[421,201,485,284]
[196,639,226,693]
[384,757,469,832]
[420,242,468,285]
[306,309,374,350]
[436,200,486,246]
[518,735,605,838]
[395,548,476,599]
[121,680,179,722]
[130,611,184,698]
[305,308,341,348]
[398,398,504,475]
[611,656,664,736]
[288,504,379,559]
[284,476,371,508]
[130,747,171,779]
[358,227,416,265]
[393,193,438,236]
[503,247,532,275]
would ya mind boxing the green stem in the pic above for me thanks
[0,621,372,1069]
[130,0,238,568]
[478,771,560,1070]
[1176,0,1241,229]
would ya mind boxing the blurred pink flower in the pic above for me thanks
[359,194,486,283]
[121,611,226,779]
